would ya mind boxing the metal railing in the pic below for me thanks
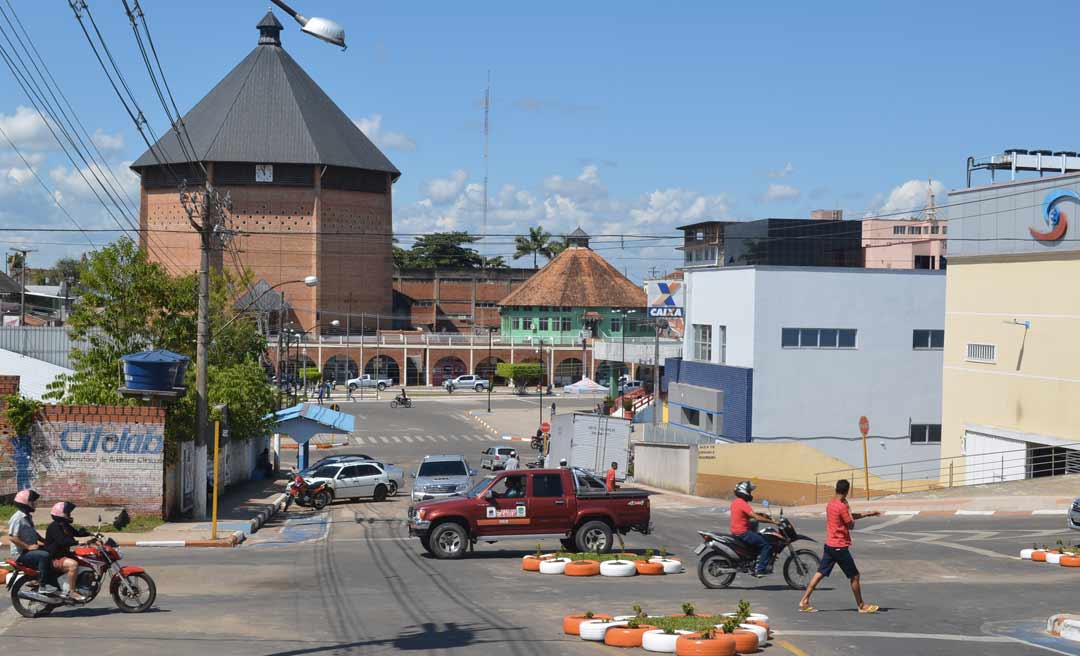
[270,332,592,347]
[812,440,1080,503]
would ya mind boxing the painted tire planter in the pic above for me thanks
[1032,550,1047,562]
[522,557,542,572]
[539,557,572,575]
[737,624,768,644]
[650,556,681,563]
[565,560,601,577]
[579,619,623,641]
[563,613,612,635]
[1059,556,1080,567]
[1046,552,1064,565]
[722,612,768,625]
[1020,548,1035,560]
[600,560,638,577]
[653,558,684,574]
[730,629,759,654]
[642,629,693,653]
[605,624,658,648]
[675,632,736,656]
[636,560,665,575]
[745,619,770,634]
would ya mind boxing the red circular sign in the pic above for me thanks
[540,422,551,433]
[858,416,869,436]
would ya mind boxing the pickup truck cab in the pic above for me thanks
[448,374,489,392]
[347,374,393,391]
[407,467,651,559]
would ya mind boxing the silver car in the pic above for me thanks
[306,455,405,496]
[411,454,475,502]
[480,446,517,470]
[305,461,392,503]
[1069,497,1080,531]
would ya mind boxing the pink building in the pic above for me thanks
[862,218,947,270]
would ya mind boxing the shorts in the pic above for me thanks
[818,545,859,579]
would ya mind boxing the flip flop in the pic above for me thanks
[858,604,880,614]
[798,605,818,613]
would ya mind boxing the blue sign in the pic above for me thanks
[60,428,164,455]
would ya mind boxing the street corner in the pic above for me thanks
[984,618,1080,655]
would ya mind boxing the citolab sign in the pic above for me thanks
[646,281,684,318]
[1032,189,1076,241]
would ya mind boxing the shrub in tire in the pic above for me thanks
[675,631,736,656]
[579,619,620,641]
[430,523,468,559]
[1059,556,1080,567]
[642,629,692,653]
[730,629,759,654]
[522,556,542,572]
[636,560,665,575]
[539,558,572,574]
[600,560,637,577]
[1032,550,1048,562]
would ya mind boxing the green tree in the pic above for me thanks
[496,362,543,394]
[395,232,485,269]
[514,227,554,268]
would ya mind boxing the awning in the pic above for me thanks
[266,403,354,445]
[582,311,603,321]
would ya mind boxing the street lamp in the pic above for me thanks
[487,326,497,414]
[216,275,318,337]
[269,0,347,49]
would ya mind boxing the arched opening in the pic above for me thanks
[595,361,627,389]
[324,355,358,384]
[554,357,583,387]
[475,356,506,385]
[405,355,424,386]
[432,356,468,386]
[283,354,316,380]
[365,355,400,385]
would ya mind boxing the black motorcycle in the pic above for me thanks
[390,395,413,408]
[695,511,820,590]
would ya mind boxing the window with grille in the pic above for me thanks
[966,343,996,363]
[561,317,572,331]
[610,318,622,333]
[538,317,549,331]
[693,324,712,361]
[913,329,945,350]
[781,328,857,349]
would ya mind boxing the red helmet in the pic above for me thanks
[51,501,76,521]
[14,489,39,510]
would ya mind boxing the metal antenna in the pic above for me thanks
[481,70,490,268]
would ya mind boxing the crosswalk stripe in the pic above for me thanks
[352,437,365,445]
[379,436,390,444]
[425,435,435,442]
[402,435,414,443]
[391,436,401,443]
[461,435,474,442]
[476,434,491,441]
[437,435,448,442]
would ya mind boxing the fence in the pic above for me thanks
[639,422,734,446]
[812,440,1080,503]
[0,326,98,369]
[276,332,592,347]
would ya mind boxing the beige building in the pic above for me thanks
[941,174,1080,484]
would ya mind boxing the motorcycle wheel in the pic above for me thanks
[312,490,331,510]
[697,553,737,589]
[390,400,399,409]
[405,399,413,408]
[783,548,822,590]
[10,576,56,618]
[112,572,156,613]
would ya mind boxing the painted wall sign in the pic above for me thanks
[1032,189,1076,241]
[647,281,684,318]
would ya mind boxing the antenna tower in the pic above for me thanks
[482,71,491,267]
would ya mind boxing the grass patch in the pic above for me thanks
[554,551,651,562]
[0,504,17,523]
[648,615,724,633]
[85,514,166,534]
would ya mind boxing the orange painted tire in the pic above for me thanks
[565,560,601,576]
[731,629,759,654]
[563,613,613,635]
[522,557,542,572]
[1060,556,1080,567]
[746,619,770,634]
[1031,551,1047,562]
[675,632,736,656]
[636,560,665,575]
[604,625,657,648]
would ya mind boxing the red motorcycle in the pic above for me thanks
[286,470,331,510]
[5,533,156,618]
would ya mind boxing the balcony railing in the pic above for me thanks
[270,332,593,347]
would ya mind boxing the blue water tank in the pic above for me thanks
[121,350,190,391]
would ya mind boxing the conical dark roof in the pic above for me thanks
[132,13,399,178]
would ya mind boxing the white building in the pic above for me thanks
[673,265,946,469]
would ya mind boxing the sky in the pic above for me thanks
[1,0,1078,281]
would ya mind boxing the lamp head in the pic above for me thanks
[300,16,346,49]
[303,275,319,287]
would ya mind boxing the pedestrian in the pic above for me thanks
[799,479,882,614]
[346,381,354,401]
[605,461,618,491]
[559,458,568,468]
[317,381,325,405]
[504,450,519,470]
[550,401,556,419]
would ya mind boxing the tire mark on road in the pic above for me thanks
[315,506,377,655]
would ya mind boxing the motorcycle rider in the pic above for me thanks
[42,501,91,601]
[396,387,409,405]
[730,481,777,578]
[7,489,54,592]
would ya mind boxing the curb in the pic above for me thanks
[501,435,531,442]
[787,508,1068,518]
[1047,614,1080,642]
[469,412,502,436]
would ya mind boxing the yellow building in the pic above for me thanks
[942,174,1080,484]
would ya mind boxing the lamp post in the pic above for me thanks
[269,0,347,48]
[282,319,339,405]
[619,308,637,382]
[487,326,497,413]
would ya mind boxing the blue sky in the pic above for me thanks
[1,0,1077,280]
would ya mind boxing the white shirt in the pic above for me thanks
[7,510,39,558]
[504,457,519,471]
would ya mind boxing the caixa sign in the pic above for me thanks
[60,428,164,455]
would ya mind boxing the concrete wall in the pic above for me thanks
[632,442,697,494]
[683,267,756,366]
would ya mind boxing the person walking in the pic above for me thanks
[503,450,520,471]
[550,401,556,419]
[605,461,619,491]
[316,381,325,405]
[799,479,881,614]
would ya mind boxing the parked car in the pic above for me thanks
[480,446,517,470]
[303,455,405,496]
[407,467,652,559]
[300,454,375,477]
[448,375,490,392]
[1070,497,1080,531]
[619,379,643,394]
[411,454,475,502]
[346,374,393,391]
[305,461,392,503]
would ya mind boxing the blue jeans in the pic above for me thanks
[16,549,51,585]
[734,530,773,574]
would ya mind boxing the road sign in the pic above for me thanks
[858,416,869,436]
[540,421,551,433]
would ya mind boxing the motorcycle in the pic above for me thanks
[695,509,821,590]
[5,533,156,618]
[390,395,413,408]
[286,470,331,510]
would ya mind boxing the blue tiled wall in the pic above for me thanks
[664,357,753,442]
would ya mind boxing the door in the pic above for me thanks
[478,473,533,535]
[335,465,361,497]
[353,463,383,497]
[963,430,1025,485]
[529,472,572,534]
[481,448,493,469]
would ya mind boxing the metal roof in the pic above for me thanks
[268,402,354,434]
[132,12,399,178]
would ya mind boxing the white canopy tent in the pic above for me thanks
[563,377,608,395]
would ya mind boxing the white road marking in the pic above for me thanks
[402,435,414,443]
[352,437,365,445]
[774,630,1014,643]
[391,436,401,443]
[858,514,915,532]
[461,435,474,441]
[1033,509,1066,515]
[438,435,449,442]
[883,510,920,516]
[874,531,1017,559]
[425,435,435,442]
[955,510,995,515]
[379,436,390,444]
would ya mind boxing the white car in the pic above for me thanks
[306,461,392,503]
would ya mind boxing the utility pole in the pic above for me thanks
[8,248,33,328]
[652,319,664,428]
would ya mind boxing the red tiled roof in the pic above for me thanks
[498,246,646,308]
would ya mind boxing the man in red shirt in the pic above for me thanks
[798,479,881,613]
[730,481,777,577]
[605,462,618,491]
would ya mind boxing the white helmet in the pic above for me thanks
[734,480,756,501]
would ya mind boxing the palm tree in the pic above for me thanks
[514,227,554,268]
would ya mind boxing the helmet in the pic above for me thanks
[13,489,39,511]
[510,450,517,457]
[734,480,756,501]
[51,501,76,522]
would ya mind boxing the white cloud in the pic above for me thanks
[0,106,55,152]
[354,114,417,152]
[91,128,125,152]
[869,179,946,219]
[423,169,469,204]
[543,164,606,202]
[768,162,795,178]
[763,183,800,202]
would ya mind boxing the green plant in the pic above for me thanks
[4,394,41,436]
[660,546,668,559]
[718,599,751,634]
[645,548,655,560]
[535,543,542,558]
[633,604,646,620]
[626,617,642,629]
[663,627,676,635]
[584,611,595,619]
[681,602,695,617]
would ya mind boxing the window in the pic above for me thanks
[611,318,622,333]
[910,424,942,444]
[532,473,564,498]
[931,226,940,234]
[693,324,712,361]
[782,328,857,349]
[942,226,948,234]
[355,464,381,476]
[313,466,339,479]
[561,317,572,331]
[511,317,521,331]
[538,317,549,331]
[914,255,934,269]
[491,474,526,498]
[966,343,996,363]
[913,329,945,350]
[417,461,468,477]
[893,225,907,235]
[681,407,701,427]
[718,325,727,365]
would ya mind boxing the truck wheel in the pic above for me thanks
[377,383,387,391]
[475,384,483,392]
[419,535,432,553]
[574,520,612,553]
[430,523,468,559]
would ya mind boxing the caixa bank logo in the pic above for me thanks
[60,428,164,455]
[1032,189,1076,241]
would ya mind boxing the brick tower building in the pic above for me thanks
[131,12,400,332]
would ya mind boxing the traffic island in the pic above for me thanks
[522,550,685,578]
[1020,544,1080,567]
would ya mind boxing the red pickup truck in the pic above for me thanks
[407,467,652,559]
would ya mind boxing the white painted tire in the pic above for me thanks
[641,629,692,653]
[739,624,768,643]
[653,558,684,574]
[600,560,638,577]
[722,612,769,624]
[539,557,572,574]
[1020,548,1035,560]
[1047,552,1063,565]
[579,620,622,641]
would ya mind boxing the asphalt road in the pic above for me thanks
[2,396,1077,655]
